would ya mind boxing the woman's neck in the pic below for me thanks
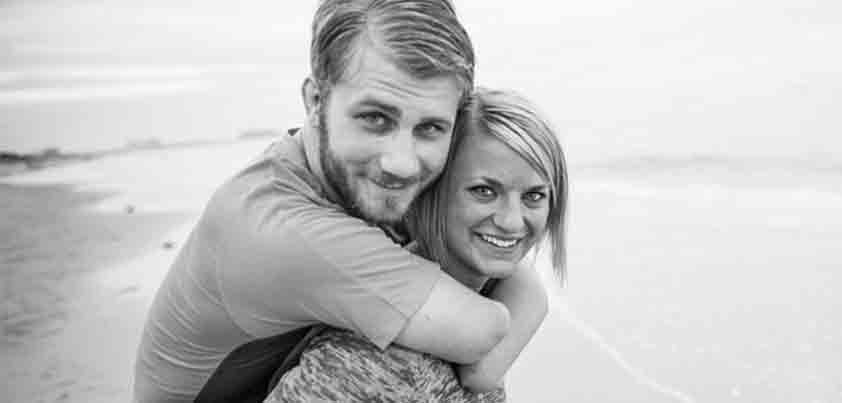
[441,257,488,292]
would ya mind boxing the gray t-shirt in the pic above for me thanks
[133,131,440,402]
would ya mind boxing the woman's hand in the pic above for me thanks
[457,263,549,392]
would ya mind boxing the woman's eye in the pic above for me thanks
[524,191,547,204]
[468,186,495,200]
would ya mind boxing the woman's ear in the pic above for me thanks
[301,77,322,128]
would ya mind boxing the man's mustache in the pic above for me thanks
[372,169,431,190]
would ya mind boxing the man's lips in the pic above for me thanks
[370,177,419,191]
[374,180,411,190]
[370,170,426,191]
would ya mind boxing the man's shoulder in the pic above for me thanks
[214,132,324,208]
[192,131,339,245]
[244,130,313,191]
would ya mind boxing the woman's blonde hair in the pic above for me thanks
[406,87,569,284]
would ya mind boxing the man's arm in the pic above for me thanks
[394,271,511,364]
[214,180,510,363]
[456,265,549,391]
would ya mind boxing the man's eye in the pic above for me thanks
[416,123,446,139]
[468,185,495,200]
[357,112,390,130]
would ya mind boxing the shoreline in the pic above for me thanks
[0,131,284,179]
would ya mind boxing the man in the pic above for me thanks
[133,1,510,402]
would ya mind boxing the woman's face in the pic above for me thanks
[444,132,551,281]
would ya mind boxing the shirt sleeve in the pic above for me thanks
[265,329,415,403]
[265,328,506,403]
[209,168,441,349]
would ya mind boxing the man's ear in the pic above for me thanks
[301,77,321,128]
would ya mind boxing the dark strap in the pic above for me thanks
[195,325,314,403]
[480,278,500,297]
[266,324,327,396]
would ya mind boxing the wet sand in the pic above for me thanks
[1,183,191,402]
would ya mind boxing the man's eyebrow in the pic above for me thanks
[477,176,503,188]
[356,98,400,117]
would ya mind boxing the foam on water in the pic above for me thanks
[555,301,697,403]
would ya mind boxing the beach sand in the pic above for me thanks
[2,139,841,402]
[0,183,191,402]
[1,140,266,403]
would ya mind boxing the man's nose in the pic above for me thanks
[380,131,420,180]
[493,198,526,233]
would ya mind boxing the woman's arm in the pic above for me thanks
[456,264,549,392]
[266,328,506,403]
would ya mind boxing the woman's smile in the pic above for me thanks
[443,131,550,282]
[476,233,521,249]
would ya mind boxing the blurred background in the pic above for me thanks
[3,0,842,160]
[1,1,840,402]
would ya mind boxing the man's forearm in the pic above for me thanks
[394,271,511,364]
[456,265,549,392]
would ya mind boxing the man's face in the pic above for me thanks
[315,43,462,225]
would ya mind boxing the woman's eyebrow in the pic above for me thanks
[473,176,548,190]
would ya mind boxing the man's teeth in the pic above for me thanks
[480,234,517,248]
[382,182,406,189]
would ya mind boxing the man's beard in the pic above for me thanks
[317,112,405,225]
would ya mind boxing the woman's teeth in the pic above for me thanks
[480,234,518,248]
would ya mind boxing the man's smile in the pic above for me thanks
[371,178,415,191]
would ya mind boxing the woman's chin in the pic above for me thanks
[475,259,520,279]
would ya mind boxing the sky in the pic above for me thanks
[1,0,841,162]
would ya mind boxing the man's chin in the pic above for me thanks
[359,204,407,225]
[356,198,412,225]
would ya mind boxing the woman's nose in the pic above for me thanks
[492,199,525,233]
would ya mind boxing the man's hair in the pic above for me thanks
[310,0,475,102]
[407,88,570,284]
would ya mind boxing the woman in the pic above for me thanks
[265,88,568,402]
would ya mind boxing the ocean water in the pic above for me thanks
[2,0,841,164]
